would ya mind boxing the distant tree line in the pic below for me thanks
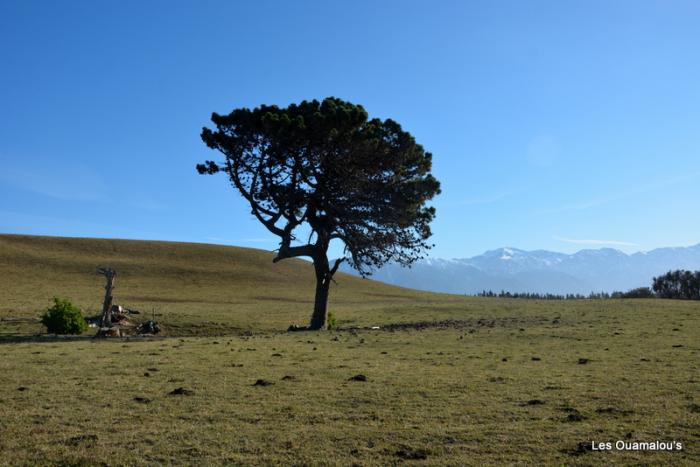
[475,269,699,301]
[652,270,700,300]
[475,290,635,300]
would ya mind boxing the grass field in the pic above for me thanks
[0,234,471,334]
[0,234,698,465]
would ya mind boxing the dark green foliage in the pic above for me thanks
[326,311,337,330]
[479,275,699,301]
[41,297,88,335]
[198,97,440,329]
[477,288,656,300]
[198,97,440,274]
[653,270,700,300]
[615,287,655,299]
[477,290,607,300]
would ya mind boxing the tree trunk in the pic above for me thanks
[309,258,331,330]
[98,268,116,328]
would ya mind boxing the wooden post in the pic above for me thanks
[97,267,116,328]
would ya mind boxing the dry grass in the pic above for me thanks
[0,234,469,334]
[0,234,698,465]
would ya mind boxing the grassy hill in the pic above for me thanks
[1,234,698,464]
[0,234,471,334]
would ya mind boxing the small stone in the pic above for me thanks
[349,374,367,382]
[526,399,545,405]
[395,446,429,460]
[253,379,274,386]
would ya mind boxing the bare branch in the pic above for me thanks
[329,257,345,277]
[273,244,316,262]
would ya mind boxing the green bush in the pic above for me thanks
[41,297,88,335]
[326,311,337,331]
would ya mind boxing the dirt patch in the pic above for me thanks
[352,316,550,332]
[521,399,546,406]
[395,446,429,460]
[349,374,368,382]
[560,407,585,422]
[596,407,633,416]
[561,441,593,456]
[67,434,98,446]
[253,379,274,387]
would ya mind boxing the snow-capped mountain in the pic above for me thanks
[341,243,700,295]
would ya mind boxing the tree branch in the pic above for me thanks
[273,244,316,262]
[227,159,284,236]
[329,257,345,277]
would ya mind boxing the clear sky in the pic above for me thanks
[1,1,699,259]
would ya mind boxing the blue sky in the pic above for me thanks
[1,1,699,259]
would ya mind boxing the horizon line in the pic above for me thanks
[1,231,698,260]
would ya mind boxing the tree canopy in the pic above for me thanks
[197,97,440,329]
[653,270,700,300]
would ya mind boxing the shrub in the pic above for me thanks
[41,297,88,335]
[621,287,655,299]
[326,311,337,331]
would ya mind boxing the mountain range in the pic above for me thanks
[342,243,700,295]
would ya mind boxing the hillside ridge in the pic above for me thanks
[0,233,459,333]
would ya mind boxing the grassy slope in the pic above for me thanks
[0,234,468,334]
[0,234,698,465]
